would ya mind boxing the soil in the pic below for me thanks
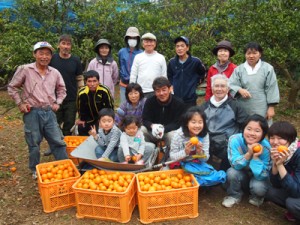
[0,89,299,225]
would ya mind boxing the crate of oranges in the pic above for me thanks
[72,168,136,223]
[136,169,199,224]
[64,136,88,165]
[36,159,81,213]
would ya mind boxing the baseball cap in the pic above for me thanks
[174,36,189,45]
[33,41,54,53]
[141,33,157,41]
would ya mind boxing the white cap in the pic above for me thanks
[141,33,157,41]
[33,41,54,53]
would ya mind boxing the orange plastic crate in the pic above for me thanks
[136,169,199,224]
[64,136,88,165]
[36,159,81,213]
[72,171,136,223]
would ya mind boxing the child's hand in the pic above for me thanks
[185,142,194,155]
[89,125,97,137]
[135,154,142,162]
[125,155,131,162]
[195,141,203,155]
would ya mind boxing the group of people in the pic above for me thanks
[7,26,299,222]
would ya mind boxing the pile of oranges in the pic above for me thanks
[64,136,87,147]
[75,169,134,192]
[39,162,76,183]
[138,172,194,192]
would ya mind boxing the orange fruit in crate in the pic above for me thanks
[277,145,289,153]
[252,144,262,153]
[160,173,167,180]
[190,137,199,145]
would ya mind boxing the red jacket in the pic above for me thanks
[205,62,237,101]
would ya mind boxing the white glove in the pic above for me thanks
[152,124,164,139]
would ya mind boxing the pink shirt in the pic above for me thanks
[8,63,66,108]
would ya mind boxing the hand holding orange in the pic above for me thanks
[190,137,199,145]
[252,144,262,153]
[277,145,289,153]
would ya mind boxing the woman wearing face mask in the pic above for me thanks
[118,27,143,104]
[87,39,119,98]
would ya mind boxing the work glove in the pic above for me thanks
[151,124,164,139]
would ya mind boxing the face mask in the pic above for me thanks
[128,39,137,48]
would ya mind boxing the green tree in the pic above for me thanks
[207,0,300,107]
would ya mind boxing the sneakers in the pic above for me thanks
[222,196,241,208]
[44,149,52,156]
[284,211,296,222]
[249,197,264,207]
[32,171,37,180]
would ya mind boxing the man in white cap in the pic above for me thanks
[7,41,68,179]
[130,32,167,98]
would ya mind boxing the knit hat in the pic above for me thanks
[33,41,54,53]
[125,27,140,38]
[141,33,157,41]
[94,39,111,53]
[212,40,235,57]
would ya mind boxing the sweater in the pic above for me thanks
[130,51,167,93]
[170,127,210,161]
[119,129,146,156]
[142,95,185,133]
[95,125,122,158]
[115,98,146,126]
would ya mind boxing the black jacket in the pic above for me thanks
[167,54,206,103]
[142,95,185,133]
[77,85,114,123]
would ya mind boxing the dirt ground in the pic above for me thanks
[0,89,299,225]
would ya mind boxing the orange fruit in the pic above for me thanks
[10,167,17,172]
[160,173,167,180]
[252,144,262,153]
[277,145,289,153]
[190,137,199,145]
[131,155,137,162]
[40,168,47,175]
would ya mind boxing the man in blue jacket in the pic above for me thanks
[167,36,206,108]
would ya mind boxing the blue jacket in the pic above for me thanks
[270,146,300,198]
[228,133,271,181]
[118,47,142,84]
[167,53,206,103]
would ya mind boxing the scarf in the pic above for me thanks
[210,95,228,108]
[244,59,262,75]
[214,60,230,73]
[285,138,299,165]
